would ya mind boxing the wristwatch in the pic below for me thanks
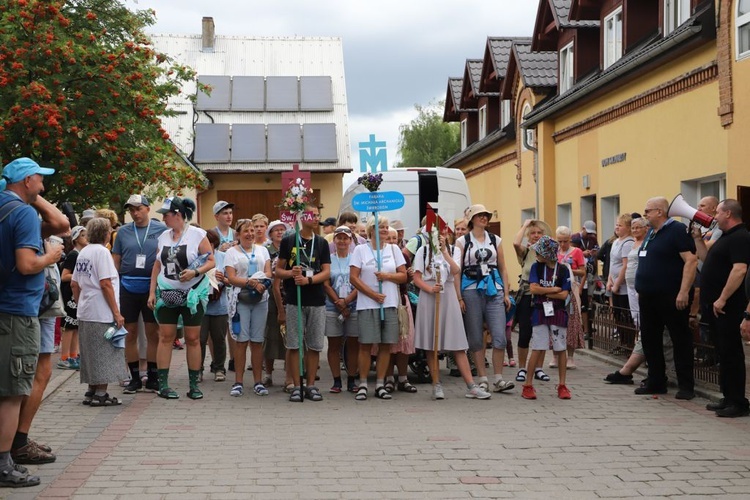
[744,311,750,321]
[308,277,313,285]
[194,269,201,277]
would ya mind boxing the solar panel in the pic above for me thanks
[267,124,302,161]
[303,123,337,161]
[196,76,231,111]
[231,124,266,162]
[193,123,230,163]
[300,76,333,111]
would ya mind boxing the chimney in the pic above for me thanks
[202,17,215,51]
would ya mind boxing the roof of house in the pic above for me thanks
[487,37,533,80]
[515,43,558,88]
[523,4,713,127]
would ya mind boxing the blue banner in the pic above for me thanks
[352,191,405,212]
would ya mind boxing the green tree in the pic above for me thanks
[395,100,460,168]
[0,0,206,208]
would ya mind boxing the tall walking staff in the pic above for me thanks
[354,174,386,327]
[280,169,313,402]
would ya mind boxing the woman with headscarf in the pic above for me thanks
[148,197,215,400]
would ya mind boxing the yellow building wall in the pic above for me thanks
[728,54,750,192]
[196,173,343,227]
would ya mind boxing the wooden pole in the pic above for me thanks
[432,266,441,385]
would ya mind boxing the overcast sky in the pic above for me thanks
[130,0,538,181]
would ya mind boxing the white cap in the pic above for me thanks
[213,201,234,215]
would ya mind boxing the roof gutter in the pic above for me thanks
[522,22,702,129]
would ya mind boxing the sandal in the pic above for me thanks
[384,379,396,393]
[305,386,323,402]
[515,369,527,382]
[355,387,367,401]
[289,387,302,402]
[375,386,392,400]
[397,381,418,393]
[187,387,204,400]
[158,387,180,400]
[0,464,40,488]
[284,383,295,394]
[82,390,95,405]
[89,393,122,407]
[534,369,551,382]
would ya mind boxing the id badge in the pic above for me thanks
[639,250,647,257]
[305,268,314,278]
[166,263,176,276]
[543,301,555,317]
[480,263,489,276]
[135,254,147,269]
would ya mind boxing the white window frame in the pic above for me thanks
[501,99,511,128]
[521,208,536,225]
[680,174,727,207]
[601,196,620,241]
[521,103,532,151]
[559,41,574,94]
[557,203,572,229]
[664,0,691,35]
[460,119,467,151]
[603,7,623,69]
[478,105,487,140]
[737,0,750,60]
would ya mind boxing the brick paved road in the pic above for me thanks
[4,348,750,500]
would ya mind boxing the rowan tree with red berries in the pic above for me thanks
[0,0,207,208]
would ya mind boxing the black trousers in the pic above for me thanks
[704,299,749,409]
[639,291,694,391]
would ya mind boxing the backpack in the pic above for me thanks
[0,198,26,286]
[460,232,498,279]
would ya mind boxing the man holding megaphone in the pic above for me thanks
[634,197,698,399]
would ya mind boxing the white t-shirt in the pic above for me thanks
[156,225,207,290]
[350,243,406,311]
[224,244,271,302]
[72,244,120,323]
[413,245,459,284]
[457,231,502,290]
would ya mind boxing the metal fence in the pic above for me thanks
[589,302,720,387]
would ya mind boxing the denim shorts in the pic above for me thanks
[0,313,40,397]
[235,300,268,343]
[462,288,507,351]
[39,317,56,354]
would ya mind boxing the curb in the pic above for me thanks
[42,368,78,402]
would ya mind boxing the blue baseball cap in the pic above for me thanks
[2,158,55,185]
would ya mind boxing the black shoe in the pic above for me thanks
[144,379,159,393]
[228,359,235,372]
[122,378,143,394]
[675,390,695,400]
[604,370,634,385]
[706,399,728,411]
[716,405,750,418]
[634,385,667,395]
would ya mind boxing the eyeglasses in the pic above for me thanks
[643,208,659,214]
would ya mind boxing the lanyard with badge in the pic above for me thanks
[297,234,316,278]
[165,227,186,276]
[238,244,258,277]
[542,262,559,317]
[640,218,674,257]
[133,219,151,269]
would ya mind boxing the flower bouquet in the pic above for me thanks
[357,173,383,192]
[280,177,313,214]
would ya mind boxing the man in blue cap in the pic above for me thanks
[0,157,69,487]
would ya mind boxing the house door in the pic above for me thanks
[217,189,322,222]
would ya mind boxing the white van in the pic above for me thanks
[339,167,472,236]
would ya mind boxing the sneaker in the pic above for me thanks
[521,385,537,400]
[71,357,81,370]
[604,370,634,385]
[432,383,445,400]
[557,384,572,399]
[215,371,226,382]
[229,383,244,397]
[122,378,143,394]
[465,384,491,400]
[329,382,342,394]
[56,359,75,370]
[493,380,515,393]
[144,379,159,393]
[11,441,57,465]
[253,382,269,396]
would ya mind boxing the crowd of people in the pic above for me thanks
[2,155,750,488]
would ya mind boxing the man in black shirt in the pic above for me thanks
[276,205,331,402]
[694,199,750,417]
[635,197,697,398]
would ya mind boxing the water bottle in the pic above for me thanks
[232,312,241,335]
[188,253,210,271]
[104,323,116,340]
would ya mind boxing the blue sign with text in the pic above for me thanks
[359,134,387,173]
[352,191,405,212]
